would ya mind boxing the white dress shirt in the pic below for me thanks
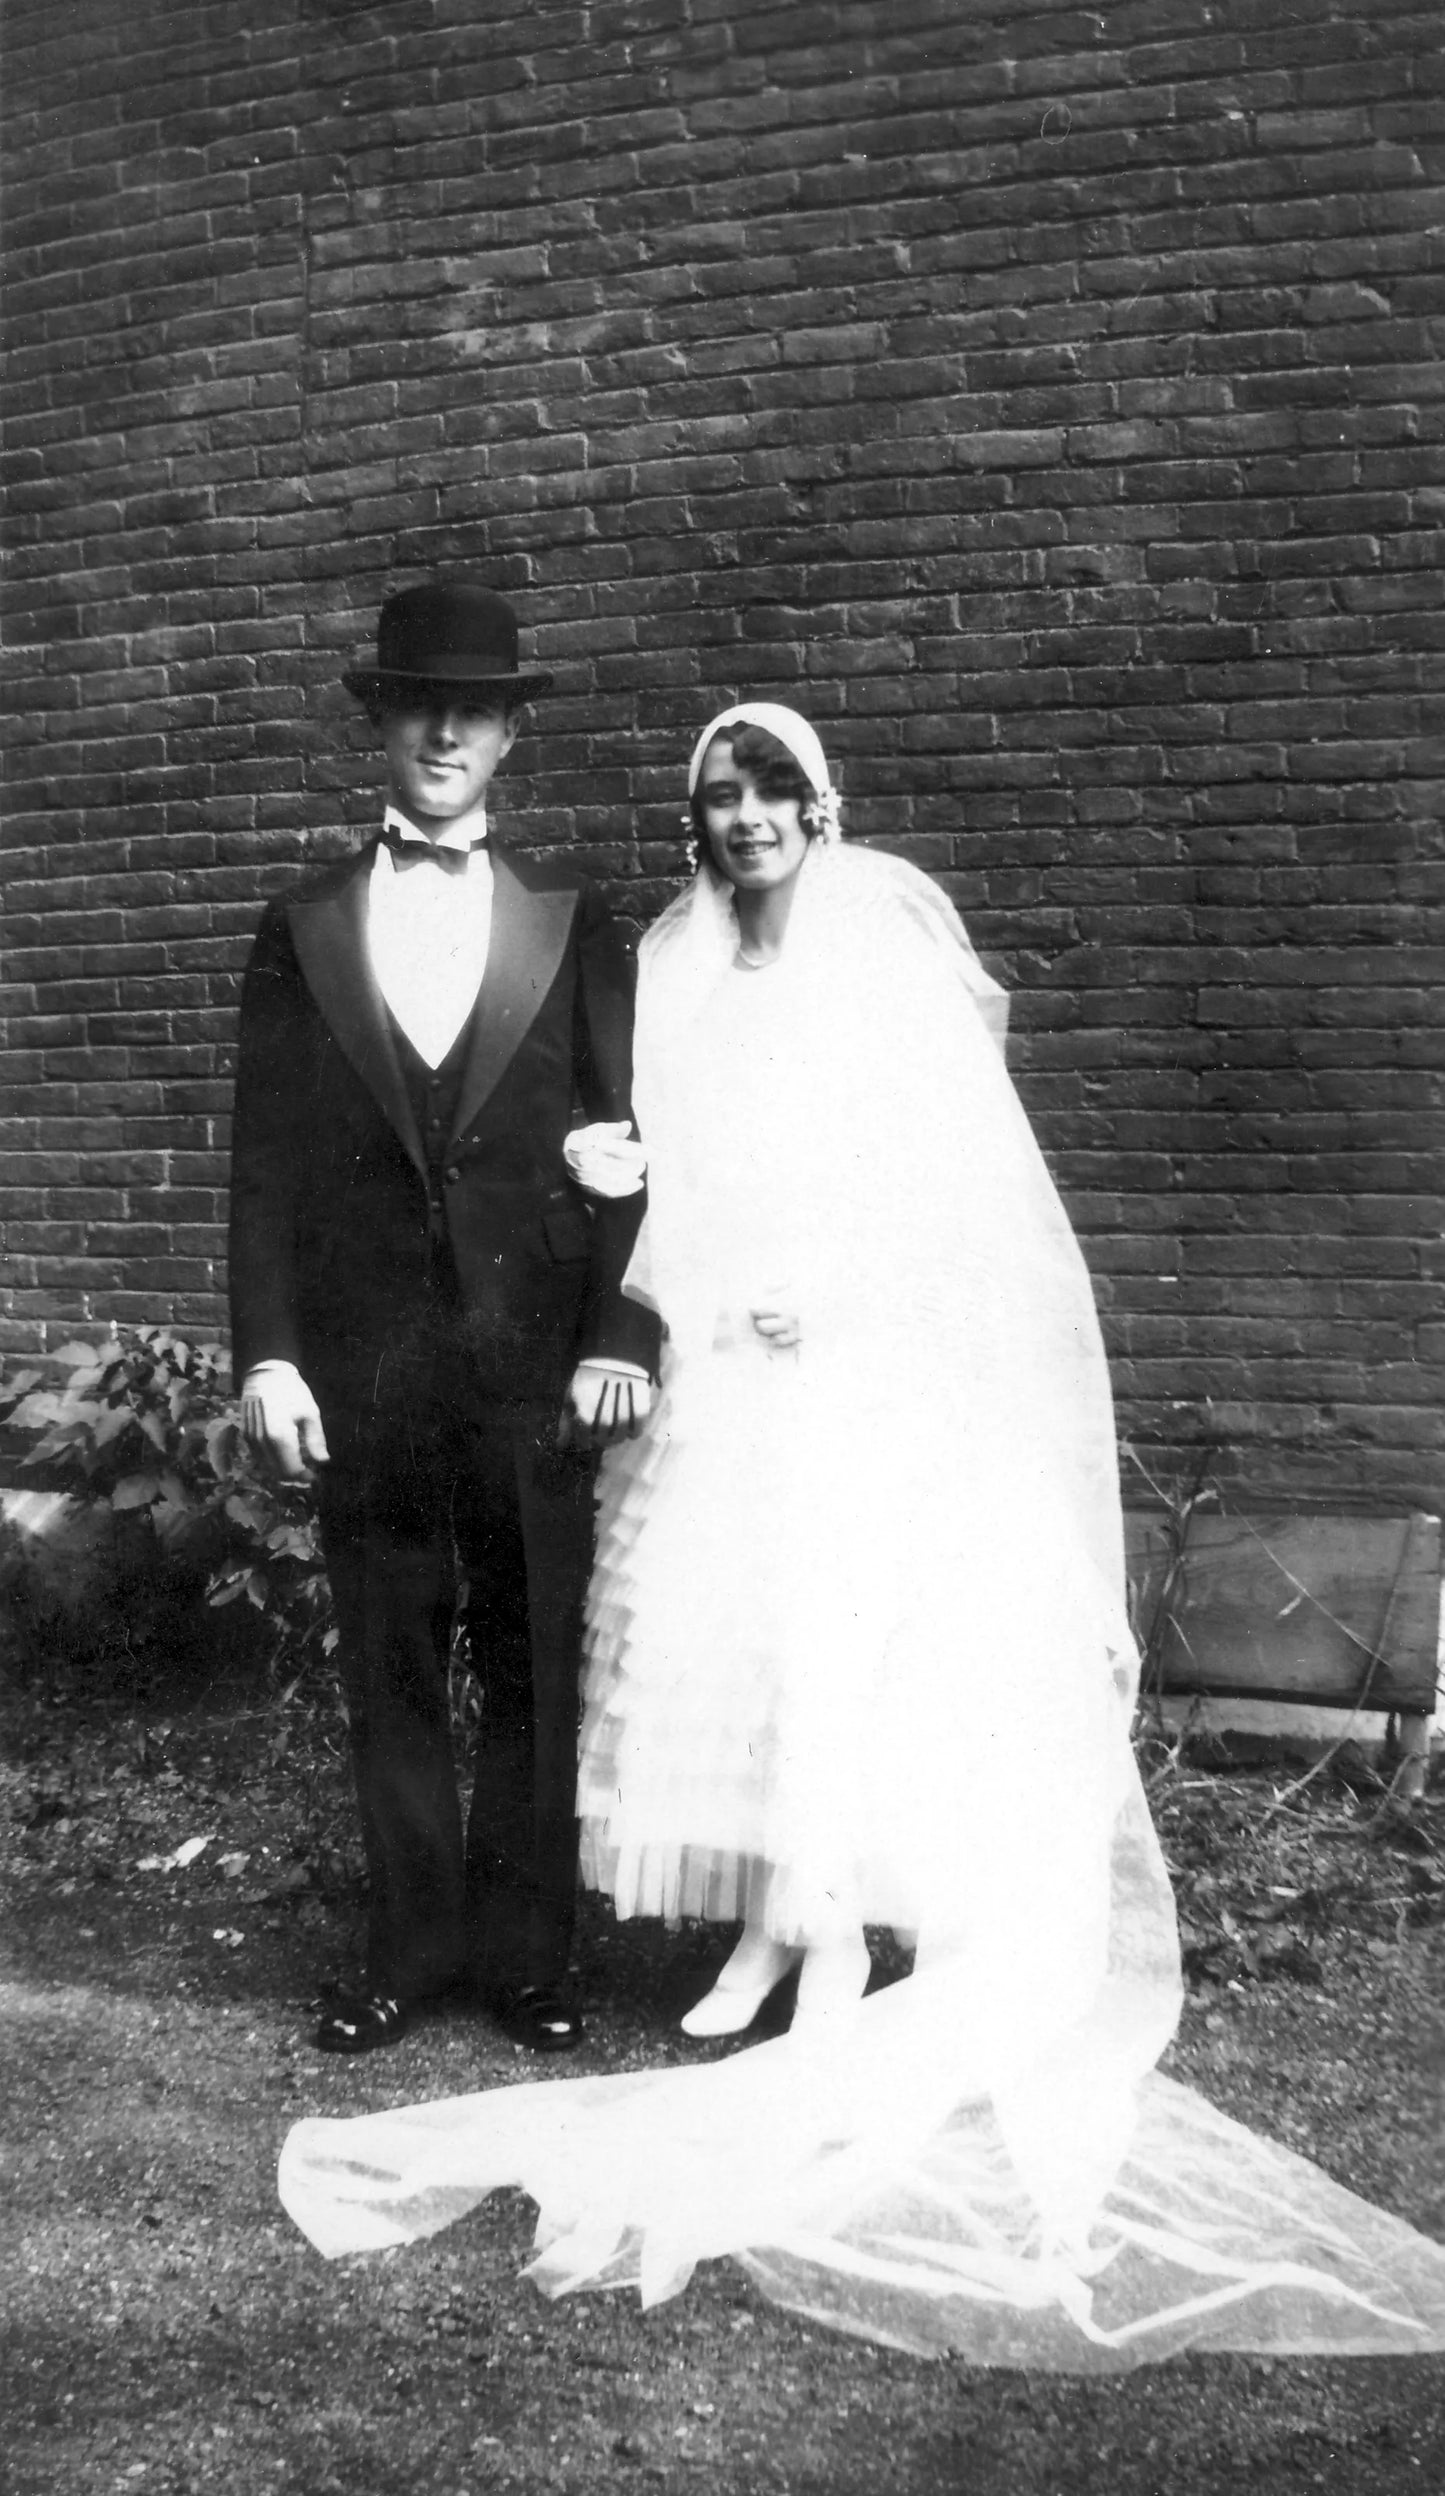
[368,803,494,1067]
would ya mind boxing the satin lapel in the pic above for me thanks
[287,850,427,1177]
[452,851,579,1140]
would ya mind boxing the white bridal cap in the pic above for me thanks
[686,703,840,837]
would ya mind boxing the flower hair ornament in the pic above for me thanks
[685,702,844,845]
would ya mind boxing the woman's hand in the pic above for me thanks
[749,1302,801,1351]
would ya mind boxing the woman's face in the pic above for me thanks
[698,737,811,896]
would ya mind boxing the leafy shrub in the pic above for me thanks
[0,1325,336,1695]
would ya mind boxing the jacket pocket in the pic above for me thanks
[541,1196,593,1263]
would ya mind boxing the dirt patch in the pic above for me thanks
[3,1674,1444,2496]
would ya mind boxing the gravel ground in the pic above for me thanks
[3,1671,1444,2496]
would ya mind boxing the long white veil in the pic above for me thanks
[278,840,1445,2368]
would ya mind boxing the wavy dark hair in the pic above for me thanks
[689,721,820,841]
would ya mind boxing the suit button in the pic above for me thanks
[444,1165,461,1185]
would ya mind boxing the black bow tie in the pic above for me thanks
[382,829,482,875]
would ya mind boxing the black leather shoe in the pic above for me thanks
[486,1984,584,2053]
[314,1991,409,2056]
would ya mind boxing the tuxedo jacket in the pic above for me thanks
[228,839,658,1417]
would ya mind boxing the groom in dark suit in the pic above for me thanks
[228,577,656,2056]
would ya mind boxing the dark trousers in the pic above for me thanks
[316,1331,596,2004]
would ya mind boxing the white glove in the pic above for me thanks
[239,1362,330,1478]
[563,1121,647,1200]
[560,1359,653,1448]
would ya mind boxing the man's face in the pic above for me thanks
[380,687,518,831]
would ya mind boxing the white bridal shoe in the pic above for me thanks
[792,1932,872,2030]
[680,1933,801,2038]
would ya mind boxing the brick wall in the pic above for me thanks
[3,0,1442,1510]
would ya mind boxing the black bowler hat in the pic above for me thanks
[343,578,553,705]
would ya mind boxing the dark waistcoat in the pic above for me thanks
[389,1007,475,1307]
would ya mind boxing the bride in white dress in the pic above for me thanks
[278,705,1445,2370]
[577,703,1125,2045]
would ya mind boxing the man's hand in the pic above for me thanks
[559,1361,652,1450]
[563,1121,647,1200]
[240,1363,330,1478]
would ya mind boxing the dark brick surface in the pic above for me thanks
[2,0,1442,1507]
